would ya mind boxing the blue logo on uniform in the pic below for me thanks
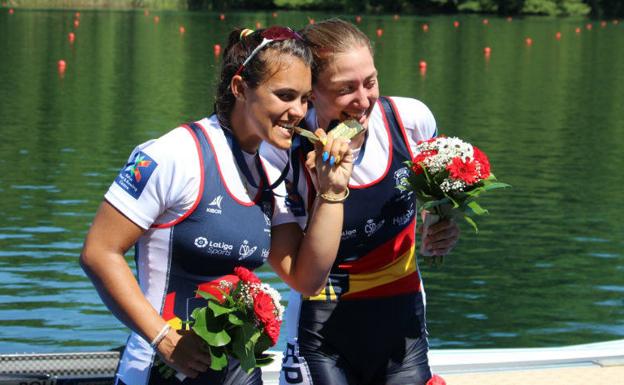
[114,151,158,199]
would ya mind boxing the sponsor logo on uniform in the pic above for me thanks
[364,218,385,237]
[194,237,208,248]
[261,248,269,261]
[194,237,234,255]
[114,151,158,199]
[341,228,357,240]
[238,240,258,260]
[207,195,223,215]
[392,207,415,226]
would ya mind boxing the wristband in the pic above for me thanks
[149,324,171,349]
[317,187,349,203]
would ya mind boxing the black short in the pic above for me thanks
[280,292,431,385]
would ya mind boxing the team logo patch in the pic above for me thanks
[115,151,158,199]
[394,166,411,190]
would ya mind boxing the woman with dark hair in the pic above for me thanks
[263,19,460,385]
[80,26,352,385]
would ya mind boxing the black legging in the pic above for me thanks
[283,292,431,385]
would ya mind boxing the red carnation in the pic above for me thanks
[234,266,261,284]
[411,149,437,175]
[447,156,479,184]
[253,290,276,325]
[472,146,491,179]
[264,319,281,345]
[426,374,446,385]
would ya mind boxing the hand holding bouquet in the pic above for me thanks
[397,136,510,263]
[167,267,283,380]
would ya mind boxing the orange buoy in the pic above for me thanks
[422,24,429,32]
[393,14,399,21]
[586,23,593,30]
[219,13,225,21]
[355,15,362,24]
[213,44,222,56]
[8,8,14,15]
[179,26,185,34]
[484,46,491,56]
[144,9,149,16]
[153,16,159,24]
[272,12,277,18]
[376,28,383,37]
[57,60,67,74]
[614,19,619,25]
[575,27,581,34]
[68,32,75,44]
[419,60,427,70]
[453,20,460,28]
[255,21,262,29]
[75,12,80,18]
[525,37,533,46]
[482,18,489,25]
[308,18,315,25]
[73,19,79,28]
[555,31,562,40]
[507,16,513,22]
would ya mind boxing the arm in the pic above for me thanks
[391,96,460,256]
[80,202,211,378]
[268,131,352,296]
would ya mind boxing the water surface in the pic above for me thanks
[1,9,623,353]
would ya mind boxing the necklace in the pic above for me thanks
[219,122,290,195]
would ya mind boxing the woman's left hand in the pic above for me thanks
[305,128,353,197]
[421,219,460,256]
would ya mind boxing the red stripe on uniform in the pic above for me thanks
[338,219,416,274]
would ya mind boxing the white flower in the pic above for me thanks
[416,137,474,177]
[440,178,467,193]
[260,283,284,320]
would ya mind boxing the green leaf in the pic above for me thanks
[208,346,228,371]
[208,300,235,317]
[464,215,479,233]
[196,290,221,302]
[228,312,244,326]
[467,200,488,215]
[232,323,262,373]
[254,331,272,355]
[421,196,452,210]
[191,307,232,347]
[255,353,275,367]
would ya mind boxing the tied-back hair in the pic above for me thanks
[300,18,373,84]
[216,27,313,130]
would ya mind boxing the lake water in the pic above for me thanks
[1,9,623,354]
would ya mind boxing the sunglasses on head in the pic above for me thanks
[234,26,303,77]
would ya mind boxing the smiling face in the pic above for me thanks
[312,45,379,131]
[232,52,312,152]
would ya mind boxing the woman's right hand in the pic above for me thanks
[305,128,353,197]
[156,329,212,379]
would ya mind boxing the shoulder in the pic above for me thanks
[384,96,437,141]
[104,124,202,229]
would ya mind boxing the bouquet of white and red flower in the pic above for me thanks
[397,136,510,262]
[168,267,283,380]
